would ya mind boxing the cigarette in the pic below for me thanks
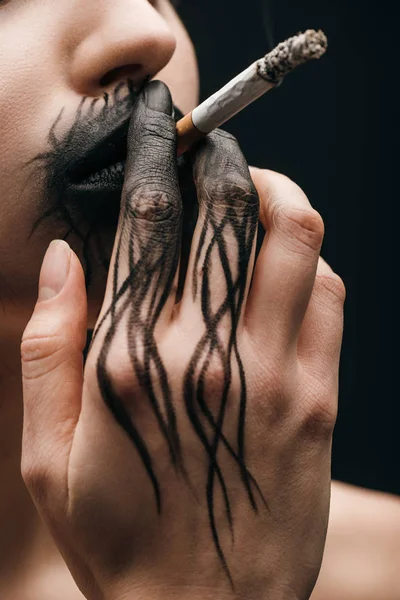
[176,29,328,156]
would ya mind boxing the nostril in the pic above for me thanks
[100,64,142,87]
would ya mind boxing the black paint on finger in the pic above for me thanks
[144,80,173,115]
[183,129,267,583]
[88,114,266,586]
[91,81,185,511]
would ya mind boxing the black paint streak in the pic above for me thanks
[22,80,142,290]
[91,193,186,509]
[89,91,191,511]
[90,126,268,586]
[28,81,268,585]
[183,136,268,583]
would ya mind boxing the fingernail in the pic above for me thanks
[144,80,173,115]
[38,240,71,302]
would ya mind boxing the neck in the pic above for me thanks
[0,331,55,582]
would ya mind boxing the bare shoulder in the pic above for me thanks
[2,566,86,600]
[311,481,400,600]
[330,479,400,514]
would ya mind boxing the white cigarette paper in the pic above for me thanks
[190,29,327,136]
[192,63,275,134]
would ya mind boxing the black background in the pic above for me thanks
[177,0,398,495]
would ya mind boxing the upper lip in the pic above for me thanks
[67,116,131,184]
[63,99,185,187]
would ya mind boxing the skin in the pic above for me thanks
[21,99,340,600]
[0,0,198,596]
[0,1,398,599]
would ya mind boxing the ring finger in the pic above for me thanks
[246,168,325,354]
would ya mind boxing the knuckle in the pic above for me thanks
[299,379,338,438]
[258,359,286,399]
[142,118,176,145]
[274,171,302,190]
[248,349,292,425]
[315,272,346,305]
[273,205,325,254]
[254,168,325,245]
[253,168,303,200]
[256,377,289,426]
[206,174,255,200]
[202,357,230,398]
[195,129,258,207]
[21,330,71,381]
[99,353,135,388]
[202,173,259,215]
[268,170,306,196]
[259,168,291,187]
[95,352,143,407]
[187,355,239,404]
[125,186,181,225]
[128,109,176,159]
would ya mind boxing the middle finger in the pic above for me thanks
[178,130,259,341]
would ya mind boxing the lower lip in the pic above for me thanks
[64,161,126,228]
[69,160,126,193]
[63,154,190,229]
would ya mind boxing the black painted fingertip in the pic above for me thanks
[144,80,173,115]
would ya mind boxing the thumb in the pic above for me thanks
[21,240,87,500]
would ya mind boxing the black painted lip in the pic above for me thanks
[66,117,130,188]
[63,104,186,201]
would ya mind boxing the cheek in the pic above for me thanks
[0,8,63,209]
[156,0,199,114]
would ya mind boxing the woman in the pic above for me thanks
[0,1,398,599]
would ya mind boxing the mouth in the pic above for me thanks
[54,98,188,231]
[66,118,130,193]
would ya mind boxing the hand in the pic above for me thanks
[21,81,345,600]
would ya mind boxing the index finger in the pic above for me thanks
[91,80,182,352]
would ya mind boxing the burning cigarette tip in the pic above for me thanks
[258,29,328,83]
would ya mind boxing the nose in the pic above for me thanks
[68,0,177,96]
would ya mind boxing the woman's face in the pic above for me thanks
[0,0,199,335]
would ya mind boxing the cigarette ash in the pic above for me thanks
[258,29,328,84]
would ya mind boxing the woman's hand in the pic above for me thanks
[21,81,345,600]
